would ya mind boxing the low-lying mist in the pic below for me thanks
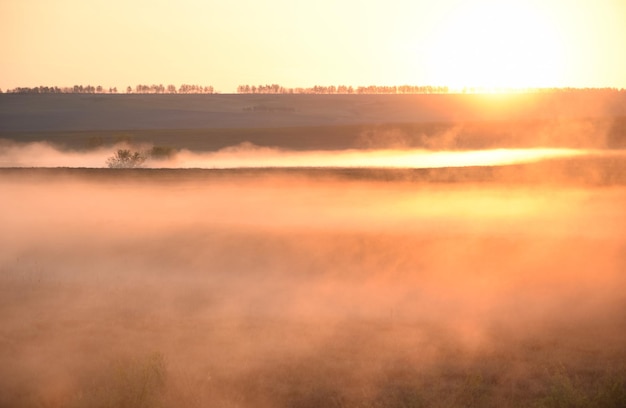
[0,138,619,169]
[1,169,625,407]
[158,145,593,169]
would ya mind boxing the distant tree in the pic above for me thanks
[106,149,146,168]
[126,86,132,94]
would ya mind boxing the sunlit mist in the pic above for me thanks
[1,167,625,407]
[0,141,597,169]
[172,147,591,169]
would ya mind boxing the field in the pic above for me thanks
[2,92,626,152]
[1,94,626,407]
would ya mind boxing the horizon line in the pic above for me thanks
[2,84,625,96]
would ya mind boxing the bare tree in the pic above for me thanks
[106,149,146,168]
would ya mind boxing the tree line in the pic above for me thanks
[236,84,451,94]
[1,84,215,94]
[1,84,624,95]
[236,84,626,95]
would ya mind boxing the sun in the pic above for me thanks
[426,1,564,90]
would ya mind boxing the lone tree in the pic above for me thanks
[106,149,146,168]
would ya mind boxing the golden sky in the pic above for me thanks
[2,0,625,92]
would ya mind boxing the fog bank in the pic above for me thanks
[0,139,612,169]
[1,171,625,407]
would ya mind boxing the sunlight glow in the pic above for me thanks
[172,148,588,169]
[427,1,565,89]
[2,0,626,90]
[0,145,601,169]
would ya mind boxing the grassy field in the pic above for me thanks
[1,94,626,407]
[1,117,626,153]
[5,92,626,132]
[1,168,626,407]
[1,93,626,152]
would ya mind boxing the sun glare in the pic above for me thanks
[144,148,588,170]
[427,1,564,90]
[335,148,586,169]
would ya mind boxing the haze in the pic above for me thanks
[0,139,600,169]
[2,0,626,91]
[1,168,625,407]
[2,1,626,400]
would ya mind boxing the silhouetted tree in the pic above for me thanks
[106,149,146,168]
[234,83,451,95]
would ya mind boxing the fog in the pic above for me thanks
[0,139,612,169]
[162,145,592,169]
[1,169,625,407]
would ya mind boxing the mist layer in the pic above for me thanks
[1,170,625,407]
[0,139,611,169]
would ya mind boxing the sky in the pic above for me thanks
[1,0,626,93]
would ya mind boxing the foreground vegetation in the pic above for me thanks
[5,323,625,408]
[2,168,625,407]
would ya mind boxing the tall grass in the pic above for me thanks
[537,366,626,408]
[71,353,166,408]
